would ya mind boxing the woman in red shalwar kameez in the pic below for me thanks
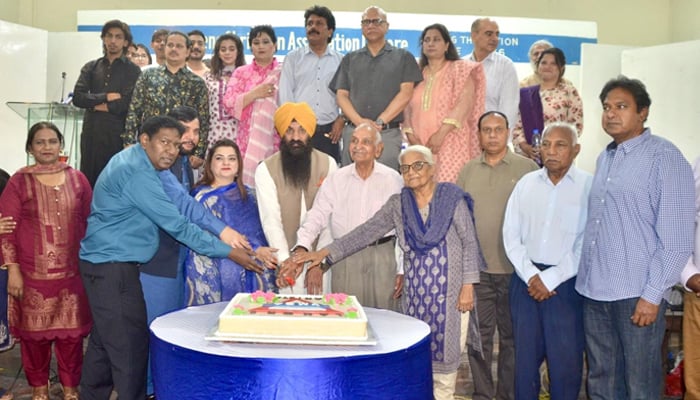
[0,122,92,400]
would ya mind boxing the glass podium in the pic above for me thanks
[6,102,84,168]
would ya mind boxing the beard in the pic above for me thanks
[280,138,313,189]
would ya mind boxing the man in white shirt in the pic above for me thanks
[293,123,403,310]
[279,5,344,163]
[255,102,337,294]
[467,18,519,141]
[187,29,210,78]
[503,122,592,400]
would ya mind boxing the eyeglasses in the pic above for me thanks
[399,161,431,174]
[361,18,385,27]
[132,54,149,59]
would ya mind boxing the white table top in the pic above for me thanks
[151,302,431,359]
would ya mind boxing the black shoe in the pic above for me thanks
[146,395,156,400]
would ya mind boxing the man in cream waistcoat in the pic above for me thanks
[255,102,337,294]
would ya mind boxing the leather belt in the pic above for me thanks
[368,235,396,247]
[532,261,554,271]
[347,121,401,131]
[315,122,335,132]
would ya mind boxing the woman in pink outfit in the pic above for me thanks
[223,25,282,186]
[404,23,486,183]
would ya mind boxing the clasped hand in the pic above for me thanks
[527,274,556,302]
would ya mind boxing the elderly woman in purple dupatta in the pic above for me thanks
[283,145,484,400]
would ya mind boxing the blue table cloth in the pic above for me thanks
[150,302,433,400]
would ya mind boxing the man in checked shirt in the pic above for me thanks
[576,76,695,400]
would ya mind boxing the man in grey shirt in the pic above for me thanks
[329,6,422,170]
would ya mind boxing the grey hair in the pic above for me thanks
[529,39,553,56]
[363,5,387,20]
[542,122,578,146]
[399,145,434,165]
[528,39,553,69]
[354,123,382,144]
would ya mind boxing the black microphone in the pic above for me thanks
[60,72,67,102]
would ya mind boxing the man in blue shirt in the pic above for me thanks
[576,76,695,399]
[139,106,249,398]
[279,5,344,163]
[79,116,260,400]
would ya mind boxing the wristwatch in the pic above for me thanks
[375,118,385,129]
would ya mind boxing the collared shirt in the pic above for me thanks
[503,166,592,291]
[79,145,231,264]
[456,149,539,274]
[254,154,338,262]
[296,161,402,242]
[279,46,343,125]
[467,51,519,133]
[295,162,404,272]
[330,43,422,123]
[137,160,227,278]
[576,129,695,304]
[123,65,210,158]
[679,156,700,289]
[73,56,141,122]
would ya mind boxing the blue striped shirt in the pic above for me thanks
[278,46,343,125]
[576,129,695,304]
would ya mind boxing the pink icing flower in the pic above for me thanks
[250,290,276,303]
[323,293,349,305]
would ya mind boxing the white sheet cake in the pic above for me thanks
[217,291,368,340]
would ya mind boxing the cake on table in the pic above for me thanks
[217,291,368,340]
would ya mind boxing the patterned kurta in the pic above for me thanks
[512,81,583,151]
[204,69,238,149]
[123,65,210,158]
[326,193,481,374]
[184,183,275,305]
[404,60,486,182]
[0,166,92,340]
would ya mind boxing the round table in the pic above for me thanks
[150,302,433,400]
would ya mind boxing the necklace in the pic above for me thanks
[422,61,447,110]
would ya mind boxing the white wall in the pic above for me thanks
[621,40,700,163]
[47,32,102,103]
[0,0,672,46]
[577,43,634,173]
[0,20,48,174]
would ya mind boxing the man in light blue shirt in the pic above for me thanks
[79,116,258,400]
[576,76,695,399]
[279,5,344,163]
[503,122,592,400]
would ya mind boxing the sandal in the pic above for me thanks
[63,386,79,400]
[31,385,48,400]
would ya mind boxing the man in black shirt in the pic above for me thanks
[73,19,141,187]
